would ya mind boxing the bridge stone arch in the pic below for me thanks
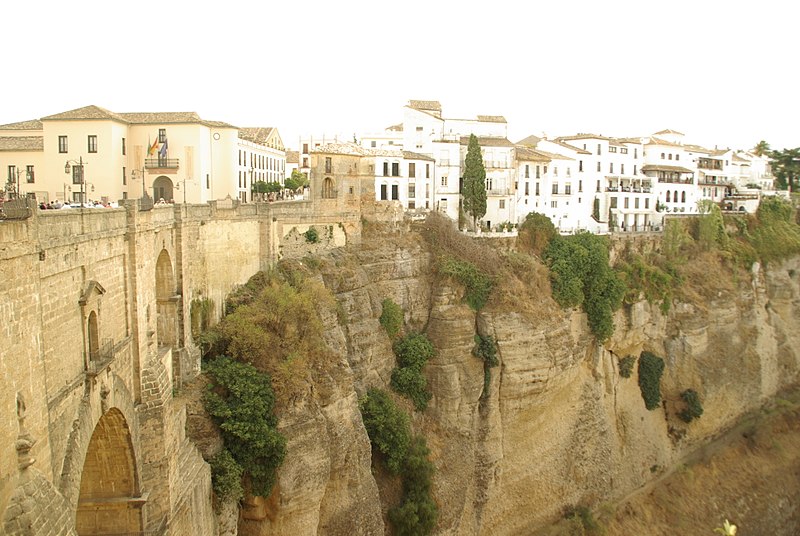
[75,408,143,535]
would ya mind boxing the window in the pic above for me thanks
[621,164,625,175]
[543,166,548,174]
[645,198,649,209]
[441,176,448,187]
[408,183,415,200]
[682,191,686,203]
[535,183,539,195]
[536,165,541,179]
[661,152,665,159]
[302,143,308,153]
[609,146,617,153]
[668,154,673,160]
[552,182,558,195]
[525,182,529,195]
[610,197,617,208]
[26,165,34,183]
[565,183,571,195]
[409,163,416,178]
[578,180,583,192]
[525,164,530,178]
[122,138,126,155]
[597,144,601,155]
[579,160,583,172]
[499,199,505,209]
[596,162,601,172]
[58,135,68,153]
[371,141,376,148]
[666,191,671,202]
[675,154,680,161]
[207,174,210,189]
[122,167,126,185]
[634,148,638,158]
[72,165,83,185]
[158,129,166,143]
[621,148,628,154]
[440,198,448,211]
[634,165,637,175]
[426,164,430,178]
[553,166,558,176]
[635,197,639,209]
[325,157,332,173]
[610,163,614,174]
[596,180,600,192]
[416,126,423,131]
[624,197,629,209]
[7,165,15,183]
[391,162,399,176]
[383,162,389,176]
[551,200,557,208]
[380,184,387,200]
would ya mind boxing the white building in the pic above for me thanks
[0,105,285,205]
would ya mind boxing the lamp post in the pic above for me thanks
[175,178,192,204]
[64,157,88,207]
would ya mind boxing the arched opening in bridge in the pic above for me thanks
[75,408,144,535]
[322,177,335,199]
[87,311,99,361]
[152,175,174,203]
[155,249,177,349]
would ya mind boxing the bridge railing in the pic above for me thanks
[0,198,34,220]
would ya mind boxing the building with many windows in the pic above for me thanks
[0,105,285,205]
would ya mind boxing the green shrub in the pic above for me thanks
[618,255,679,314]
[190,297,215,339]
[388,436,438,536]
[638,351,665,410]
[209,448,244,502]
[473,334,499,398]
[380,298,404,339]
[359,389,411,473]
[518,212,558,256]
[679,388,704,423]
[618,355,636,378]
[391,367,431,410]
[439,256,494,311]
[304,226,319,243]
[564,505,602,534]
[544,232,625,342]
[204,357,287,497]
[394,333,436,370]
[391,333,436,410]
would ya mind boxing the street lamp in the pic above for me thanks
[175,178,193,204]
[64,157,88,208]
[5,166,30,200]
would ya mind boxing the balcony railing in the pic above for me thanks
[144,158,179,169]
[486,187,510,196]
[606,187,652,193]
[87,339,115,375]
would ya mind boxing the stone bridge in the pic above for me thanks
[0,190,364,535]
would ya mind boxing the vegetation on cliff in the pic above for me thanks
[360,389,438,535]
[391,333,436,411]
[638,351,665,411]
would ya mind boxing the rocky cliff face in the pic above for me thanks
[206,225,800,535]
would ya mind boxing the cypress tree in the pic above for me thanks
[462,134,487,230]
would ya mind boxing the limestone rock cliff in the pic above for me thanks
[200,227,800,535]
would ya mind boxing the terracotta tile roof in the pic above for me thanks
[0,136,44,151]
[312,142,369,156]
[121,112,237,128]
[732,154,749,163]
[459,136,514,147]
[531,149,575,161]
[42,105,129,123]
[408,100,442,112]
[616,136,646,144]
[238,127,276,144]
[386,123,403,131]
[515,147,551,162]
[653,128,684,136]
[645,136,682,148]
[516,134,542,147]
[203,120,238,128]
[641,164,694,173]
[548,139,592,155]
[0,119,43,130]
[683,143,712,153]
[285,150,299,163]
[558,133,612,142]
[476,115,507,123]
[402,151,435,162]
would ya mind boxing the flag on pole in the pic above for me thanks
[159,137,168,158]
[148,136,159,156]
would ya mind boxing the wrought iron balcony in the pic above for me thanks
[144,158,180,169]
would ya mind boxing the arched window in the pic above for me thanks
[681,191,686,203]
[666,191,671,202]
[322,177,335,199]
[87,311,99,361]
[674,190,678,203]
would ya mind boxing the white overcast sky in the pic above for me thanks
[2,0,798,152]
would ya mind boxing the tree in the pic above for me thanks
[462,134,487,230]
[285,169,308,191]
[769,147,800,191]
[753,140,770,157]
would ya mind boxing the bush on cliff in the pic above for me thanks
[439,256,494,311]
[380,298,404,339]
[204,357,286,498]
[618,355,636,378]
[679,388,704,423]
[544,232,625,342]
[359,389,411,473]
[391,333,436,411]
[209,448,244,502]
[473,334,499,397]
[638,351,665,410]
